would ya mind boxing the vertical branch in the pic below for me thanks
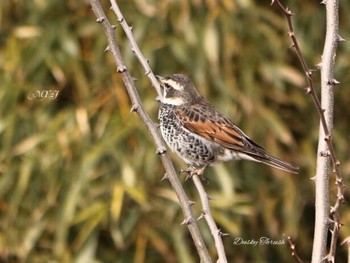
[271,1,344,262]
[89,1,212,262]
[318,1,343,262]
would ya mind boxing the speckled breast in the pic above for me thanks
[158,103,215,166]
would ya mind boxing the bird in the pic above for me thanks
[156,73,299,175]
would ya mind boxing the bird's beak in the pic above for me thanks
[156,75,164,83]
[156,75,164,101]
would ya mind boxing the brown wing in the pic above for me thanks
[174,103,265,154]
[174,103,299,174]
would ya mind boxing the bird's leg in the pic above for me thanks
[180,164,209,181]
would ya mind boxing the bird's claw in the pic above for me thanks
[180,165,208,180]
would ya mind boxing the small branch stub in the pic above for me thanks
[156,146,166,155]
[96,17,104,23]
[116,65,127,73]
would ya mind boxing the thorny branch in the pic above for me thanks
[192,174,228,263]
[271,1,344,262]
[108,1,228,261]
[287,236,305,263]
[90,0,212,262]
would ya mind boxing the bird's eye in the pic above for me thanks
[164,83,171,90]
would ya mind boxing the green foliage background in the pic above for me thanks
[1,0,350,262]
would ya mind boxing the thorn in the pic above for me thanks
[161,173,168,181]
[131,48,136,53]
[320,0,327,4]
[337,194,344,201]
[222,233,230,236]
[307,70,313,77]
[218,229,229,236]
[111,24,117,30]
[180,217,194,225]
[324,134,331,141]
[310,176,316,181]
[270,0,275,6]
[316,62,322,69]
[188,200,196,206]
[337,35,345,42]
[197,213,205,221]
[287,31,294,37]
[289,43,295,49]
[335,177,343,184]
[328,78,340,85]
[330,206,336,214]
[116,65,127,73]
[335,160,340,166]
[145,69,151,75]
[130,104,138,113]
[320,150,330,157]
[129,26,133,31]
[305,87,312,94]
[104,46,110,52]
[327,218,334,226]
[285,8,294,16]
[96,17,104,23]
[156,147,166,155]
[341,237,350,246]
[117,17,124,23]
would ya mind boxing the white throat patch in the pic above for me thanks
[160,96,185,105]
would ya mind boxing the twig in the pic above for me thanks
[341,237,350,263]
[192,174,228,263]
[110,0,162,98]
[287,236,305,263]
[89,1,212,262]
[271,1,344,262]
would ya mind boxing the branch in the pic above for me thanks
[108,1,230,262]
[287,236,306,263]
[320,1,343,261]
[271,1,344,262]
[192,175,228,263]
[89,1,212,262]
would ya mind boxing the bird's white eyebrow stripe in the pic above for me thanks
[165,79,184,91]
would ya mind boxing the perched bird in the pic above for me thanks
[156,74,299,175]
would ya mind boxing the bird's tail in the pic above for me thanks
[252,153,299,174]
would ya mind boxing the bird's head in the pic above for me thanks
[156,74,201,105]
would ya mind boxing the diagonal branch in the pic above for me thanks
[89,1,212,262]
[108,1,230,262]
[192,174,228,263]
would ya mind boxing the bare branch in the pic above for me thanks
[287,236,306,263]
[272,1,344,262]
[320,1,343,261]
[109,0,162,98]
[89,1,212,262]
[192,174,228,263]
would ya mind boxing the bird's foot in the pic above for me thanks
[180,164,208,181]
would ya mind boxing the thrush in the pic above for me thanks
[156,74,299,174]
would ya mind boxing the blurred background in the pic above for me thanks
[1,0,350,262]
